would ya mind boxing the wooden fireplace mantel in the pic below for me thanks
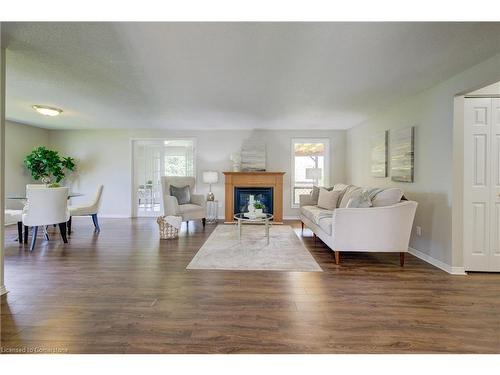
[223,171,285,223]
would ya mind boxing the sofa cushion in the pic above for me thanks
[300,205,333,224]
[170,185,191,205]
[339,186,362,208]
[310,185,333,204]
[318,217,333,235]
[317,188,340,210]
[372,188,403,207]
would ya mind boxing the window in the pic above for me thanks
[291,138,330,207]
[164,139,195,177]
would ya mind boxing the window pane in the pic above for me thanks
[292,139,329,205]
[164,140,195,177]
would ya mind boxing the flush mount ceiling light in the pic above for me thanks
[32,105,63,117]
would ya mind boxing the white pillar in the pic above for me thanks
[0,22,7,296]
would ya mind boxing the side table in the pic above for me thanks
[206,200,219,224]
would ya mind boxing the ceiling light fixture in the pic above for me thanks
[32,105,63,117]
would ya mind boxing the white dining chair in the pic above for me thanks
[68,185,104,233]
[22,187,70,251]
[4,209,23,243]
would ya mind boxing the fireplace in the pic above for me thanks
[234,187,274,215]
[223,172,285,223]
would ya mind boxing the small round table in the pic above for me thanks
[233,213,273,245]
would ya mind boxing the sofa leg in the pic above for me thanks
[313,233,317,245]
[301,221,304,233]
[202,218,206,227]
[400,252,405,267]
[334,251,341,265]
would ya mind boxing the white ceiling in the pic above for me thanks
[4,22,500,130]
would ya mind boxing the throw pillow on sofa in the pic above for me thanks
[338,185,363,208]
[317,188,340,210]
[170,185,191,205]
[371,188,403,207]
[346,192,372,208]
[310,185,333,205]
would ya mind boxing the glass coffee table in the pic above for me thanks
[233,213,273,245]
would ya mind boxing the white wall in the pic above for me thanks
[5,120,50,209]
[468,81,500,96]
[346,52,500,269]
[49,129,345,218]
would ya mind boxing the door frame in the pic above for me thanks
[452,80,500,273]
[130,137,197,218]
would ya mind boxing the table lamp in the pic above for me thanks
[306,168,322,187]
[203,171,219,201]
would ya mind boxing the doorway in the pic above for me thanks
[463,81,500,272]
[132,139,196,217]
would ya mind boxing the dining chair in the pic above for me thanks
[68,185,104,234]
[22,187,70,251]
[4,209,23,243]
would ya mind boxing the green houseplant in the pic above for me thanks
[24,146,76,185]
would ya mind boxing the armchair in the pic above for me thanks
[160,176,206,227]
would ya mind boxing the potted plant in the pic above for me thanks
[24,146,76,186]
[254,202,265,215]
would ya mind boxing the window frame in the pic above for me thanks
[290,137,331,208]
[163,137,197,178]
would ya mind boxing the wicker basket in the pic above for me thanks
[157,216,179,240]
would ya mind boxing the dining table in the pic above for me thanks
[6,192,83,200]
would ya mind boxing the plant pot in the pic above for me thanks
[255,208,263,215]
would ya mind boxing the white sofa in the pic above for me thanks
[299,184,417,266]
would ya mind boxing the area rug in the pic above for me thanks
[186,224,322,272]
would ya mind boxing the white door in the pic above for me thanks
[490,98,500,270]
[464,98,500,271]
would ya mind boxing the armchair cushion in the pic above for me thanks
[190,194,206,209]
[178,204,204,214]
[170,185,191,205]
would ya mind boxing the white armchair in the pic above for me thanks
[22,187,70,251]
[161,176,206,227]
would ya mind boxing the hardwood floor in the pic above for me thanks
[1,218,499,354]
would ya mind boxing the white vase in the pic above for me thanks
[255,208,263,215]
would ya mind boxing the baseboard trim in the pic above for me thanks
[408,247,466,275]
[99,215,131,219]
[0,285,7,296]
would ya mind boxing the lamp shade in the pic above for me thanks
[306,168,322,180]
[202,171,219,184]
